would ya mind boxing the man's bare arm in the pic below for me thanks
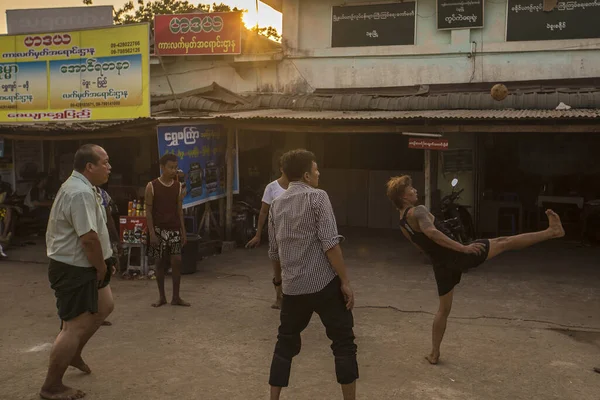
[255,202,270,237]
[413,206,466,253]
[325,244,354,310]
[178,186,187,245]
[80,231,107,279]
[325,244,350,284]
[246,202,270,248]
[145,183,156,239]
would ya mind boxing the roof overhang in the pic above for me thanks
[212,109,600,133]
[213,108,600,121]
[3,106,599,140]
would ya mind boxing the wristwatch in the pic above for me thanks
[272,277,282,286]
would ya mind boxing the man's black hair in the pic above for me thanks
[73,144,101,173]
[159,153,178,166]
[281,149,316,181]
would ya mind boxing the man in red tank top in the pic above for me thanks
[145,154,190,307]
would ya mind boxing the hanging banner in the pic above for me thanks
[154,12,242,55]
[0,23,150,122]
[156,124,239,209]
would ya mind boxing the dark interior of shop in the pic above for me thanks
[480,132,600,243]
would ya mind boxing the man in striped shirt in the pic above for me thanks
[267,149,358,400]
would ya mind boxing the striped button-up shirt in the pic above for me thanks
[268,181,343,295]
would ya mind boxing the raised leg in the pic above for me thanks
[487,209,565,260]
[426,289,454,365]
[40,312,96,400]
[170,254,190,306]
[70,285,115,374]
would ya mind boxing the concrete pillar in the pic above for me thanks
[282,0,300,54]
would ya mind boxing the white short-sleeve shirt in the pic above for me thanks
[46,171,113,267]
[262,179,286,205]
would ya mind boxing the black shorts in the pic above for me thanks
[432,239,490,297]
[48,258,114,323]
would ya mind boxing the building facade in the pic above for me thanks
[152,0,600,239]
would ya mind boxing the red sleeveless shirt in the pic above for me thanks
[150,179,181,230]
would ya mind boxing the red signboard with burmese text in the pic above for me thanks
[408,138,449,150]
[154,12,242,55]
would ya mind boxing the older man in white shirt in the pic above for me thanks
[40,144,114,400]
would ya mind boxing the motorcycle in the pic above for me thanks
[231,187,263,247]
[436,178,475,244]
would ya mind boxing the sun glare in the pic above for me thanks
[242,11,259,29]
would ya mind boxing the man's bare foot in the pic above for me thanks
[425,352,440,365]
[40,384,86,399]
[152,298,167,307]
[546,210,565,238]
[171,298,190,307]
[70,356,91,374]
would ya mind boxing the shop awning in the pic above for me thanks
[213,108,600,121]
[0,117,196,140]
[212,108,600,134]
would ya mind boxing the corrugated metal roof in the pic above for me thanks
[213,109,600,121]
[245,90,600,111]
[0,118,157,133]
[152,97,234,113]
[152,87,600,115]
[0,116,190,135]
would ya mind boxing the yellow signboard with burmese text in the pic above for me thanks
[0,23,150,122]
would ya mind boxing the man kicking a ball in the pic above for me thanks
[386,175,565,365]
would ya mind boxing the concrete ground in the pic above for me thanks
[1,230,600,400]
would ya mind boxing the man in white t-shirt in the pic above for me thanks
[246,166,289,309]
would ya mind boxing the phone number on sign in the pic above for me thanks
[111,41,141,48]
[72,101,121,107]
[110,47,141,55]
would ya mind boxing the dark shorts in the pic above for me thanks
[48,258,114,323]
[432,239,490,297]
[147,227,182,259]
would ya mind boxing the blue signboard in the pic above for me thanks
[157,124,239,209]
